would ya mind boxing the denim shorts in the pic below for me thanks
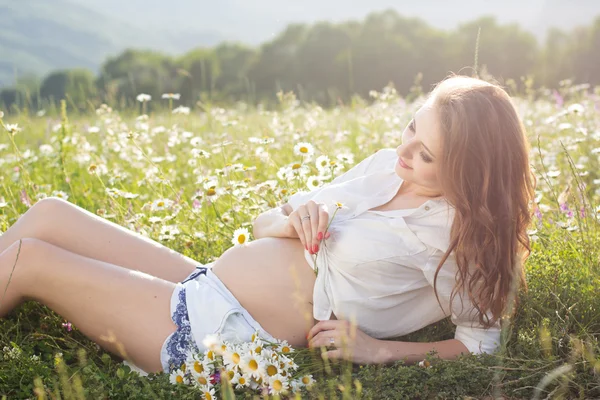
[159,263,277,374]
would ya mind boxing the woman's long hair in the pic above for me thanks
[431,75,536,329]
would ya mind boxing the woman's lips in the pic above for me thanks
[398,157,412,169]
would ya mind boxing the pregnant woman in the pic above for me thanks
[0,75,535,375]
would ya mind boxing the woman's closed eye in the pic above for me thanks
[408,119,433,163]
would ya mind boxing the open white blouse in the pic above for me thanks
[286,148,501,354]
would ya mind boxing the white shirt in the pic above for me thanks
[286,148,501,354]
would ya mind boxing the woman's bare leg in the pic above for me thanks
[0,238,179,374]
[0,197,199,283]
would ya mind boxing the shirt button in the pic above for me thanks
[424,205,431,211]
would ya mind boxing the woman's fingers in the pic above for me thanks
[300,205,314,252]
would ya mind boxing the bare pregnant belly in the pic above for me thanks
[211,237,321,348]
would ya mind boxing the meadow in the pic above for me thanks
[0,80,599,399]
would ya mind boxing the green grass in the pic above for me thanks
[0,82,599,399]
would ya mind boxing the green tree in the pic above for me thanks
[40,69,97,110]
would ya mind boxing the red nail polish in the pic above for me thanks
[314,244,319,252]
[325,232,330,239]
[317,232,323,241]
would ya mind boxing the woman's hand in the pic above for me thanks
[306,320,381,364]
[285,200,331,254]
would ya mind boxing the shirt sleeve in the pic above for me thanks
[421,248,502,355]
[286,148,388,211]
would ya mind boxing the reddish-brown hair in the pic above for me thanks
[430,75,536,328]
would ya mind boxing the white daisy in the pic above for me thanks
[300,374,315,387]
[169,368,188,385]
[185,352,212,377]
[222,344,244,370]
[150,198,173,212]
[199,385,216,400]
[306,175,323,191]
[136,93,151,102]
[336,152,355,165]
[276,340,294,355]
[162,93,181,100]
[230,370,250,389]
[268,373,290,395]
[191,371,212,388]
[315,155,331,172]
[240,352,266,380]
[231,227,251,246]
[293,142,315,157]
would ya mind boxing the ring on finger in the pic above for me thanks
[301,215,311,221]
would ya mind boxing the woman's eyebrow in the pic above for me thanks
[413,116,436,159]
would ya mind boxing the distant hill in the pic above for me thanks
[1,0,599,87]
[0,0,223,86]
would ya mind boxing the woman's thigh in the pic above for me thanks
[0,197,200,283]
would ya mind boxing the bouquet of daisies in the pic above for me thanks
[169,331,316,397]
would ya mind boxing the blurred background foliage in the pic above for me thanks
[1,8,599,112]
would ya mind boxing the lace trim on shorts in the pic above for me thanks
[164,267,208,373]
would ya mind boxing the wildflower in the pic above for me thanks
[169,368,188,385]
[315,155,331,172]
[199,386,216,400]
[268,373,290,395]
[173,106,190,115]
[300,374,315,387]
[306,175,322,191]
[230,370,250,389]
[276,341,294,355]
[240,352,266,380]
[336,153,355,164]
[293,142,315,157]
[150,198,174,212]
[418,360,432,368]
[136,94,151,102]
[222,344,244,370]
[4,123,21,135]
[62,322,72,332]
[567,103,584,114]
[191,371,212,387]
[231,227,250,246]
[162,93,181,100]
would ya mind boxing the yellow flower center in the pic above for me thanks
[206,188,216,196]
[181,363,186,372]
[272,379,283,391]
[227,370,235,380]
[157,201,165,207]
[237,234,246,244]
[251,333,257,342]
[176,375,184,384]
[207,350,214,360]
[198,376,208,385]
[280,189,288,194]
[204,391,212,400]
[194,362,204,373]
[232,353,240,364]
[239,377,246,385]
[292,163,301,170]
[302,376,310,385]
[282,346,290,353]
[267,365,278,376]
[255,346,262,354]
[300,147,308,153]
[249,359,258,371]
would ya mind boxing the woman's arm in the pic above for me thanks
[252,203,294,239]
[371,338,470,365]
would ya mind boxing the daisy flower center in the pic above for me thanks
[232,353,241,364]
[267,365,278,376]
[194,362,204,373]
[198,376,208,385]
[249,359,259,371]
[272,379,283,391]
[237,234,246,244]
[176,375,184,384]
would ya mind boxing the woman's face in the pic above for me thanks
[395,98,444,198]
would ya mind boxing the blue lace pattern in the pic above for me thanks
[164,266,208,373]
